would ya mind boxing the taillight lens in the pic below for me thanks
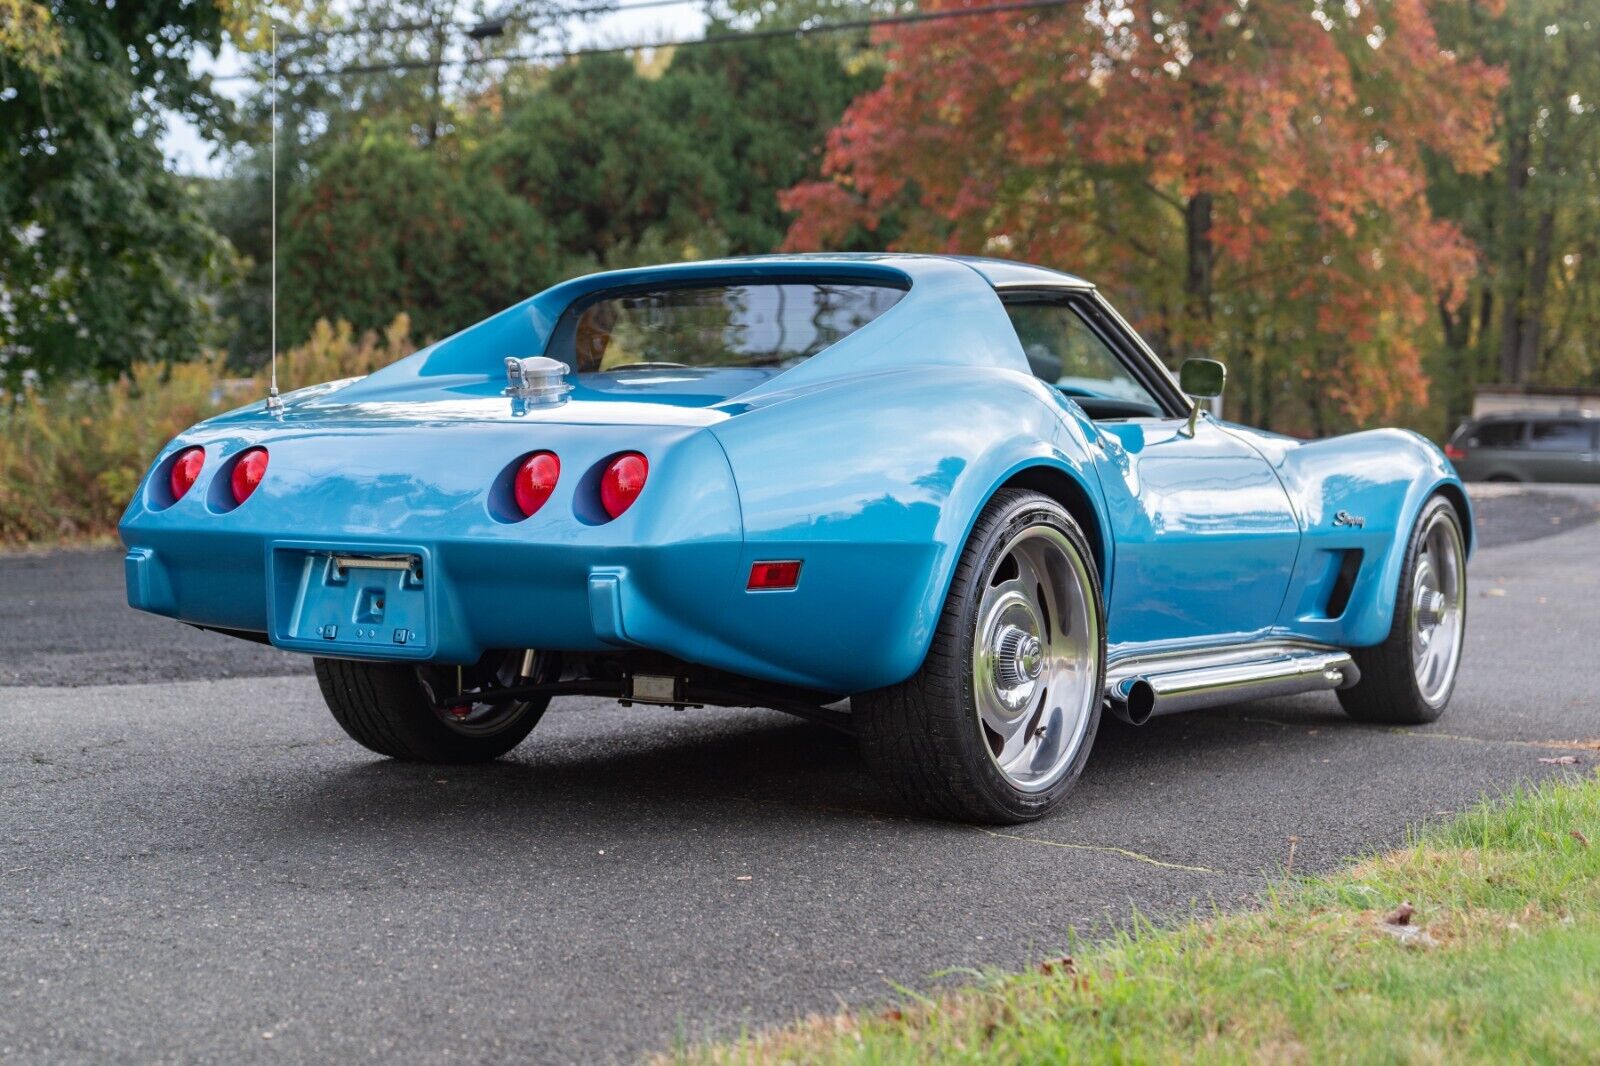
[168,446,205,502]
[513,451,560,518]
[599,453,648,519]
[231,447,269,505]
[1443,443,1466,461]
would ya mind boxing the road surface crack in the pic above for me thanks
[969,828,1222,873]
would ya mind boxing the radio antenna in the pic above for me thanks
[266,17,283,414]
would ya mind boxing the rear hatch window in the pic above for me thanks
[551,281,905,374]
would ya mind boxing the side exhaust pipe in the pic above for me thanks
[1106,646,1359,722]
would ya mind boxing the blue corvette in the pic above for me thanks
[121,254,1471,823]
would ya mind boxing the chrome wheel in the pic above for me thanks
[972,524,1099,792]
[1410,509,1466,706]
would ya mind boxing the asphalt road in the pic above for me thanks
[2,488,1597,1063]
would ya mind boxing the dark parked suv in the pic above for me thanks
[1446,413,1600,483]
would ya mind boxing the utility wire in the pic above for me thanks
[225,0,1070,82]
[278,0,708,44]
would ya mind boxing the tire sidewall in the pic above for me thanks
[1400,496,1469,713]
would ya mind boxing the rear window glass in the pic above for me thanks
[1470,421,1525,448]
[1528,421,1594,451]
[556,282,904,373]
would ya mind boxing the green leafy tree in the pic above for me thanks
[275,32,869,347]
[279,124,559,343]
[0,0,247,388]
[1431,0,1600,412]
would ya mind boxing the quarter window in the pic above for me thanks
[1469,421,1525,449]
[1528,421,1594,451]
[1003,301,1162,419]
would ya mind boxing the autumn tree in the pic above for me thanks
[782,0,1504,432]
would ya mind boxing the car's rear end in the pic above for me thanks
[120,397,753,670]
[119,258,939,696]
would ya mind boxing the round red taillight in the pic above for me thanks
[167,446,205,502]
[599,453,648,519]
[513,451,560,518]
[231,448,269,505]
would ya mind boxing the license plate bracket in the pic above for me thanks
[268,543,436,659]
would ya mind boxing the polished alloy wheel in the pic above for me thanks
[1410,508,1466,706]
[972,525,1099,792]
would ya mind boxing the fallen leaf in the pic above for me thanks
[1038,955,1076,976]
[878,1008,904,1023]
[1385,903,1415,926]
[1539,756,1581,765]
[1573,831,1591,848]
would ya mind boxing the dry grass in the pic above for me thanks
[0,316,413,548]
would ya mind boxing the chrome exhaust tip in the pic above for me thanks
[1108,679,1155,726]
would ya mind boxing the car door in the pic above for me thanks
[1525,420,1599,483]
[1461,419,1528,480]
[1001,293,1302,649]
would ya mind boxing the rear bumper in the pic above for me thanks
[122,531,934,693]
[124,532,750,665]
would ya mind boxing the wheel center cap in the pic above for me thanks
[992,624,1043,696]
[1416,589,1447,630]
[1017,635,1043,680]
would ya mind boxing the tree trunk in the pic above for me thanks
[1183,192,1214,361]
[1514,208,1557,381]
[1497,125,1532,382]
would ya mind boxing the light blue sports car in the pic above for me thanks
[121,254,1472,823]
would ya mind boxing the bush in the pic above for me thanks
[0,316,414,549]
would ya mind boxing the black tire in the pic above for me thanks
[313,653,551,763]
[855,489,1106,824]
[1338,495,1468,724]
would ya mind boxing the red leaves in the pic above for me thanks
[783,0,1505,428]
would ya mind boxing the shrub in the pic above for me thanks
[0,316,414,548]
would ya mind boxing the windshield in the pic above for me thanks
[556,282,905,373]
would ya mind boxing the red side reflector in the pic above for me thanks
[168,446,205,502]
[600,452,648,519]
[231,447,269,505]
[513,451,560,518]
[1443,443,1466,461]
[748,560,802,590]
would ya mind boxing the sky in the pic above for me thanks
[161,4,708,177]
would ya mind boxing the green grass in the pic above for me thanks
[665,773,1600,1065]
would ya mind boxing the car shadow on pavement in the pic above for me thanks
[247,694,1365,844]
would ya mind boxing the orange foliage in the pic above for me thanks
[782,0,1504,429]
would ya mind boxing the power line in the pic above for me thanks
[221,0,1070,83]
[277,0,707,44]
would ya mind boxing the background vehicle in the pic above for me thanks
[1446,413,1600,483]
[121,254,1473,823]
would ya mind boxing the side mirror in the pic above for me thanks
[1179,358,1226,399]
[1178,358,1225,437]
